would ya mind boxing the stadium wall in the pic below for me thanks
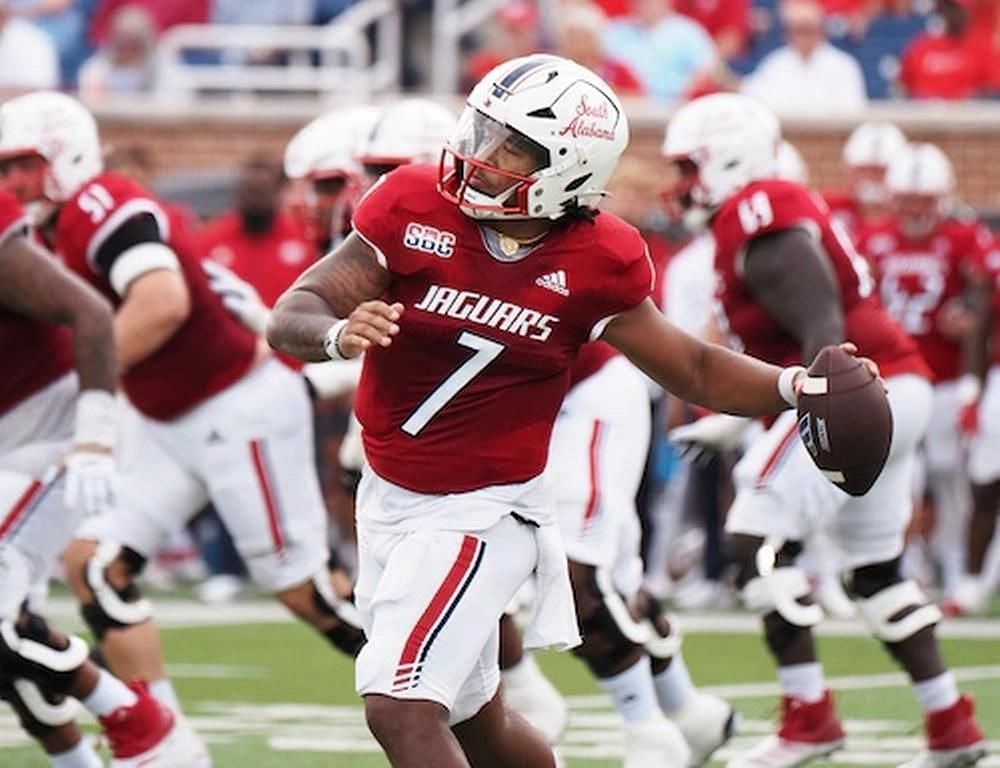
[93,99,1000,211]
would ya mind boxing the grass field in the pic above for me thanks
[1,605,998,767]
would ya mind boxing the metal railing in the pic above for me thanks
[156,1,401,98]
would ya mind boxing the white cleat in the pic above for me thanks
[501,655,569,745]
[156,715,213,768]
[624,713,692,768]
[726,692,845,768]
[726,733,845,768]
[670,692,740,766]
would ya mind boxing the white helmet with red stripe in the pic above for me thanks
[886,142,955,238]
[358,98,457,171]
[440,54,629,220]
[283,105,381,182]
[842,121,906,169]
[0,91,102,202]
[661,93,781,210]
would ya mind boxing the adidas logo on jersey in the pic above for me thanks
[535,270,569,296]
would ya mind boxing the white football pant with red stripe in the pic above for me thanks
[77,358,328,592]
[726,374,931,571]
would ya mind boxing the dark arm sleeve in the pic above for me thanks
[91,212,164,282]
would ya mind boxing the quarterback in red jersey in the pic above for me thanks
[859,143,991,601]
[823,121,907,244]
[0,189,191,767]
[0,91,367,765]
[269,55,836,768]
[663,93,984,768]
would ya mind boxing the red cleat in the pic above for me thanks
[899,695,988,768]
[100,681,174,766]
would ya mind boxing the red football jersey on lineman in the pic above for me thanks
[0,190,74,416]
[976,233,1000,367]
[858,217,989,382]
[54,173,258,420]
[351,165,654,494]
[569,342,619,389]
[711,179,928,378]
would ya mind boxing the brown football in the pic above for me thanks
[796,345,893,496]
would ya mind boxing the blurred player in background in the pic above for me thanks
[858,143,992,601]
[824,121,907,243]
[0,91,367,767]
[662,93,985,768]
[0,187,184,767]
[947,230,1000,615]
[268,54,842,768]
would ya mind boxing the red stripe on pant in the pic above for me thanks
[582,420,604,530]
[0,480,43,540]
[756,422,799,487]
[395,535,480,677]
[249,440,285,556]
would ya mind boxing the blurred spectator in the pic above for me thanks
[78,4,158,96]
[740,0,867,113]
[604,0,718,103]
[199,155,314,311]
[673,0,749,60]
[89,0,208,44]
[463,0,541,91]
[8,0,93,86]
[554,3,644,95]
[898,0,990,99]
[0,0,58,88]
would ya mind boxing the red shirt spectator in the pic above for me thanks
[463,1,541,91]
[899,0,989,98]
[674,0,749,57]
[90,0,209,44]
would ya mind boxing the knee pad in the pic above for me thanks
[0,677,79,738]
[81,542,151,641]
[849,560,941,643]
[0,614,88,696]
[572,567,647,674]
[310,571,366,657]
[736,537,822,628]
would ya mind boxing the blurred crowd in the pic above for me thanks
[463,0,1000,105]
[0,0,997,101]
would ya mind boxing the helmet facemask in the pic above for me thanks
[440,108,551,219]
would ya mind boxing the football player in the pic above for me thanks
[0,187,184,766]
[823,121,907,243]
[662,93,985,768]
[0,91,367,767]
[858,144,992,601]
[267,55,849,768]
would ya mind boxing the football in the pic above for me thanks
[796,345,893,496]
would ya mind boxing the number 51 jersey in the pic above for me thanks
[351,165,653,495]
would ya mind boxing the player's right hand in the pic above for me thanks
[202,260,271,336]
[339,300,404,357]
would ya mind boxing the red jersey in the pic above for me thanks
[199,211,314,308]
[858,217,989,382]
[351,165,654,494]
[711,179,927,379]
[674,0,749,53]
[822,191,863,244]
[569,342,620,390]
[0,191,74,417]
[899,33,988,100]
[55,173,258,420]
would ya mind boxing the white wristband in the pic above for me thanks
[777,365,806,408]
[957,373,982,405]
[74,390,117,448]
[322,319,350,361]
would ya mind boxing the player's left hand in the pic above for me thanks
[338,300,404,357]
[63,447,117,517]
[202,260,271,335]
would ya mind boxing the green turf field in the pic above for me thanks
[2,612,998,766]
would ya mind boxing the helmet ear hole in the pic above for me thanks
[564,173,592,192]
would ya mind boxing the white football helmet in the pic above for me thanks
[662,93,781,210]
[886,142,955,238]
[842,121,906,169]
[283,105,381,181]
[358,99,457,171]
[776,140,809,185]
[0,91,102,202]
[440,54,629,220]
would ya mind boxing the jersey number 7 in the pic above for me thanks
[401,331,505,436]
